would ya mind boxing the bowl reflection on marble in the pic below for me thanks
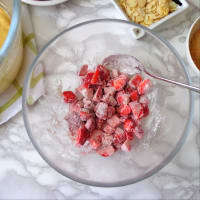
[22,19,194,187]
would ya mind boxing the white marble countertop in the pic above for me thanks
[0,0,199,199]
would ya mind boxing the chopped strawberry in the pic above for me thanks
[91,67,101,84]
[79,64,88,76]
[83,72,94,88]
[107,106,115,119]
[104,87,115,96]
[118,104,131,116]
[95,102,108,120]
[125,131,134,140]
[63,91,77,103]
[76,125,90,146]
[96,118,105,129]
[129,74,142,89]
[139,95,149,105]
[97,65,110,81]
[121,139,131,152]
[103,123,115,135]
[93,86,103,102]
[107,115,121,128]
[142,104,149,118]
[97,145,115,157]
[129,102,144,120]
[80,109,92,121]
[77,86,93,99]
[89,130,103,149]
[75,89,84,100]
[69,101,84,113]
[85,117,96,132]
[125,85,134,94]
[138,79,153,95]
[83,98,95,110]
[130,90,139,102]
[124,118,136,132]
[113,128,126,148]
[120,115,129,122]
[133,125,144,139]
[116,91,130,105]
[112,75,128,91]
[102,134,113,146]
[108,96,117,106]
[111,69,120,78]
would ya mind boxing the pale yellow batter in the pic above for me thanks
[0,7,10,48]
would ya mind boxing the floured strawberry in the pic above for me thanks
[96,118,105,129]
[89,130,103,149]
[93,86,103,102]
[95,102,108,120]
[102,134,113,146]
[69,101,84,113]
[85,117,96,132]
[124,118,135,132]
[77,86,93,99]
[91,67,101,84]
[111,69,119,78]
[129,102,144,121]
[83,72,94,88]
[104,87,115,96]
[138,79,153,95]
[83,98,95,110]
[112,75,128,91]
[107,115,121,128]
[80,108,92,121]
[103,123,115,135]
[139,95,149,105]
[63,91,77,103]
[142,104,149,118]
[121,139,131,152]
[118,104,131,116]
[125,131,134,141]
[107,106,115,119]
[130,90,139,102]
[116,91,130,105]
[76,125,90,146]
[113,128,126,148]
[97,65,110,81]
[129,74,142,88]
[133,125,144,139]
[97,145,115,157]
[79,64,88,76]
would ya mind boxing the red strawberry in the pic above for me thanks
[107,106,115,119]
[142,104,149,118]
[79,64,88,76]
[121,139,131,152]
[93,86,103,102]
[76,125,90,146]
[63,91,77,103]
[95,102,108,120]
[138,79,153,95]
[125,131,134,140]
[130,90,139,102]
[129,74,142,89]
[103,123,115,135]
[97,65,110,81]
[129,102,144,120]
[85,117,96,132]
[120,115,129,122]
[83,72,94,88]
[83,98,95,110]
[89,130,103,149]
[104,87,115,96]
[77,86,93,99]
[91,67,101,84]
[116,91,130,105]
[112,75,128,91]
[107,115,121,128]
[97,145,115,157]
[124,118,135,132]
[69,101,84,113]
[80,109,92,121]
[96,118,105,129]
[113,128,126,148]
[102,134,113,146]
[118,104,131,116]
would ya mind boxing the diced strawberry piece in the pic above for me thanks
[116,91,130,105]
[121,139,131,152]
[130,90,139,102]
[107,115,121,128]
[65,112,82,132]
[76,125,90,146]
[85,117,96,132]
[95,102,108,120]
[75,89,84,100]
[125,85,134,94]
[80,109,92,121]
[91,67,101,84]
[138,79,153,95]
[97,65,110,81]
[139,95,149,105]
[112,75,128,91]
[142,104,149,118]
[107,106,115,119]
[103,123,115,135]
[89,130,103,149]
[107,79,114,87]
[129,74,142,89]
[124,118,136,132]
[77,86,93,99]
[120,115,129,122]
[133,125,144,139]
[96,118,105,129]
[104,87,115,96]
[83,98,95,110]
[129,102,144,120]
[63,91,77,103]
[79,64,88,76]
[118,104,131,116]
[97,145,115,157]
[83,72,94,88]
[108,96,117,106]
[113,128,126,148]
[69,101,84,113]
[93,87,103,102]
[125,131,134,140]
[102,134,113,146]
[111,69,119,78]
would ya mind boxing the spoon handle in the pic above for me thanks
[145,70,200,93]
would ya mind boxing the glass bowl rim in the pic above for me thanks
[22,19,194,187]
[0,0,21,63]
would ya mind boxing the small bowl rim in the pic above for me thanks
[22,19,194,187]
[186,16,200,74]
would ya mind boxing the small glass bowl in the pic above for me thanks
[22,19,194,187]
[0,0,23,95]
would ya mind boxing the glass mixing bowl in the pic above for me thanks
[0,0,23,94]
[22,19,194,187]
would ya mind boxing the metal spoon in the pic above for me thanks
[103,54,200,94]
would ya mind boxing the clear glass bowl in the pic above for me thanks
[0,0,23,94]
[22,19,194,187]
